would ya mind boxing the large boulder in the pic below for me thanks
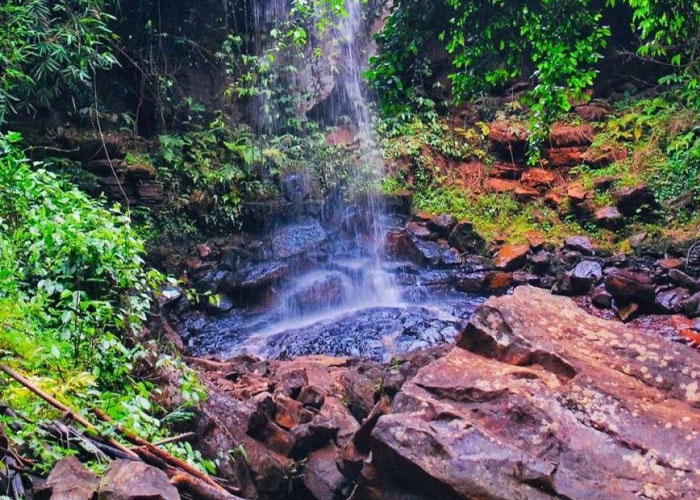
[448,221,488,255]
[365,287,700,500]
[604,268,656,305]
[35,457,98,500]
[99,461,179,500]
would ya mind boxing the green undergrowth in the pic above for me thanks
[381,88,700,249]
[0,132,209,475]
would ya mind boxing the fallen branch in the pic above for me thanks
[0,362,138,460]
[92,408,242,498]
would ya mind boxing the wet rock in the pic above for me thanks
[385,229,422,264]
[299,385,326,409]
[594,206,623,229]
[300,444,346,500]
[36,456,98,500]
[412,239,441,266]
[591,285,613,308]
[613,184,658,216]
[99,460,179,500]
[528,250,552,270]
[615,301,640,322]
[344,363,382,421]
[358,286,700,500]
[281,173,308,206]
[669,269,700,290]
[570,260,602,293]
[221,262,289,295]
[274,394,314,430]
[448,221,487,255]
[426,214,456,237]
[683,292,700,318]
[270,219,327,259]
[605,268,656,305]
[285,272,345,314]
[382,192,413,217]
[492,245,529,271]
[241,201,294,233]
[656,287,692,314]
[564,236,594,256]
[205,293,235,315]
[439,243,462,267]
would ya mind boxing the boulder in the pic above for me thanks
[594,206,624,229]
[35,457,98,500]
[368,287,700,500]
[604,268,656,305]
[669,269,700,291]
[485,178,539,200]
[549,123,594,147]
[426,214,456,237]
[591,285,613,308]
[270,219,327,259]
[544,146,587,167]
[564,236,594,256]
[487,121,529,160]
[301,444,347,500]
[520,168,557,190]
[489,161,524,179]
[655,287,692,314]
[98,461,179,500]
[570,260,602,293]
[492,245,529,271]
[221,262,289,295]
[613,184,658,216]
[448,221,487,255]
[137,181,165,204]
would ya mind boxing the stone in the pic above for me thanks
[575,103,611,121]
[426,214,456,237]
[594,206,624,229]
[301,444,346,500]
[566,183,592,203]
[485,178,539,200]
[281,173,308,206]
[615,301,640,322]
[583,145,628,167]
[125,162,156,179]
[492,245,529,271]
[98,461,179,500]
[298,385,326,409]
[367,287,700,500]
[564,236,594,256]
[570,260,602,293]
[605,268,656,305]
[520,168,557,190]
[544,191,565,208]
[658,258,684,270]
[591,285,613,308]
[137,181,164,204]
[655,287,692,314]
[593,176,617,191]
[221,262,289,295]
[489,161,524,179]
[448,221,488,255]
[544,146,588,167]
[382,191,413,217]
[274,394,314,430]
[270,219,327,259]
[385,228,422,264]
[528,250,552,269]
[613,184,658,216]
[440,244,463,267]
[406,221,432,239]
[344,363,382,421]
[487,120,529,161]
[285,272,346,314]
[669,269,700,291]
[413,239,442,266]
[549,123,594,147]
[35,457,98,500]
[683,292,700,318]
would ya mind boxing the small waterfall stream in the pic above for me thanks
[176,1,486,361]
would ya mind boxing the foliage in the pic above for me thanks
[0,132,206,473]
[0,0,118,123]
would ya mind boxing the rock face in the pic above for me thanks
[363,287,700,500]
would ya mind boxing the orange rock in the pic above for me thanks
[658,258,684,270]
[521,168,557,190]
[567,183,592,203]
[544,146,588,167]
[549,123,595,147]
[493,245,530,271]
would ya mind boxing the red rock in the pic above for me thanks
[99,460,179,500]
[583,145,628,167]
[485,178,539,200]
[544,146,588,167]
[483,270,514,291]
[301,444,346,500]
[575,103,611,121]
[594,206,624,229]
[489,161,524,179]
[493,245,529,271]
[274,394,313,430]
[658,258,684,270]
[544,191,565,207]
[36,457,98,500]
[549,122,594,147]
[520,168,557,190]
[605,268,656,304]
[566,183,592,203]
[613,183,658,215]
[488,120,529,160]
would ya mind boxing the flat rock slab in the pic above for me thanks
[367,286,700,500]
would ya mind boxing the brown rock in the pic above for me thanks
[485,178,539,200]
[137,181,165,204]
[613,183,658,216]
[301,444,346,500]
[544,146,588,167]
[98,461,179,500]
[658,258,684,270]
[493,245,529,271]
[575,103,611,121]
[566,183,592,203]
[35,457,98,500]
[520,168,557,190]
[274,394,314,430]
[358,286,700,500]
[594,206,624,229]
[426,214,456,237]
[488,120,529,160]
[549,123,594,147]
[565,236,594,256]
[605,268,656,304]
[615,301,641,322]
[583,145,628,167]
[544,191,564,207]
[448,221,488,255]
[489,161,524,179]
